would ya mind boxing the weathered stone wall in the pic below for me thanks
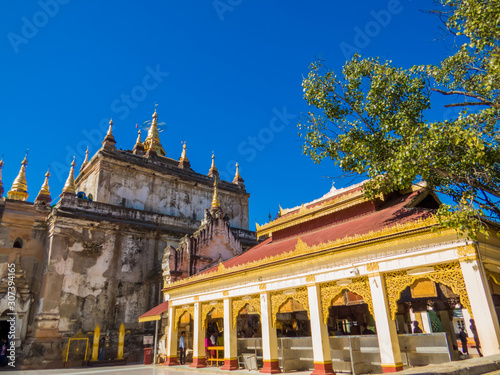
[0,199,49,351]
[75,150,250,230]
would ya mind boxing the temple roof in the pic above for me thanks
[165,188,439,290]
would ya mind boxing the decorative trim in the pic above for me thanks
[223,291,229,296]
[232,295,261,328]
[458,244,478,262]
[385,261,472,320]
[320,277,374,324]
[201,301,224,330]
[306,275,316,283]
[259,284,267,290]
[270,287,309,327]
[166,216,442,290]
[486,270,500,286]
[256,190,365,237]
[366,262,379,273]
[174,306,194,327]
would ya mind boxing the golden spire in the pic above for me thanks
[7,155,29,201]
[211,179,221,209]
[232,162,244,186]
[208,152,219,178]
[0,156,4,197]
[136,129,142,145]
[180,143,187,161]
[133,127,145,156]
[107,118,113,136]
[80,147,89,172]
[178,142,191,169]
[102,118,116,150]
[61,157,76,196]
[35,168,51,205]
[143,107,166,156]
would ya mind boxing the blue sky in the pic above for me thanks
[0,1,455,229]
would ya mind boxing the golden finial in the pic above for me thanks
[208,152,219,178]
[211,178,221,209]
[8,153,29,201]
[35,167,51,204]
[233,162,244,185]
[61,157,76,196]
[143,105,166,156]
[107,118,113,135]
[102,118,116,150]
[135,129,142,145]
[178,141,191,169]
[180,142,187,161]
[80,146,89,172]
[279,204,283,217]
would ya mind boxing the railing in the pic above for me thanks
[238,333,453,373]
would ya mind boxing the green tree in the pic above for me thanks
[299,0,500,238]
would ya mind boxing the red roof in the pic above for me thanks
[138,300,169,323]
[208,190,433,272]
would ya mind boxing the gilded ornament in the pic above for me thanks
[457,245,478,261]
[259,284,267,290]
[385,261,472,320]
[305,274,316,283]
[166,216,442,290]
[270,287,309,327]
[366,262,379,273]
[201,301,224,330]
[232,295,261,328]
[175,305,194,327]
[223,291,229,296]
[319,277,373,324]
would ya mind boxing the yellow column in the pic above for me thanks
[460,258,500,355]
[369,274,403,373]
[260,291,281,374]
[165,305,179,366]
[307,284,334,375]
[190,302,207,368]
[91,324,100,361]
[221,297,238,370]
[117,323,125,359]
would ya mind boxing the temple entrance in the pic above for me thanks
[394,279,465,363]
[276,298,311,337]
[201,302,224,367]
[236,303,261,338]
[327,290,375,335]
[177,311,193,364]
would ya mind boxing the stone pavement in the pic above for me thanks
[5,355,500,375]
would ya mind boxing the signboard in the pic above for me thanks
[143,335,154,345]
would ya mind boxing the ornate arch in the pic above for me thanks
[201,301,224,330]
[232,295,261,328]
[385,261,472,320]
[270,287,309,327]
[319,276,374,324]
[175,305,194,327]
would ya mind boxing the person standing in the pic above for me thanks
[179,331,186,364]
[458,327,469,355]
[469,320,483,357]
[413,321,423,333]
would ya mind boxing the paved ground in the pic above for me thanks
[1,364,297,375]
[5,355,500,375]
